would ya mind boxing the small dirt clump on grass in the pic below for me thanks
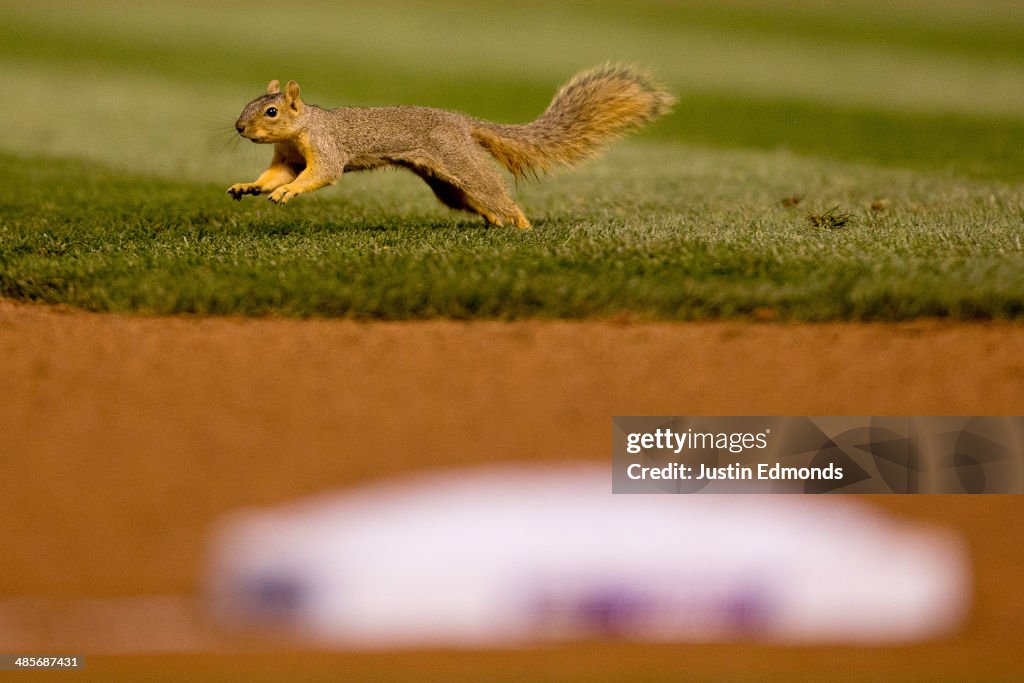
[807,206,856,229]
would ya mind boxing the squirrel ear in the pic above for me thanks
[285,80,303,112]
[266,79,281,95]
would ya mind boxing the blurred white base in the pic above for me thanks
[206,463,971,648]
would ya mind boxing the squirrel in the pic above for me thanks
[227,65,675,229]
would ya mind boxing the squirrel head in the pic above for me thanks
[234,80,305,143]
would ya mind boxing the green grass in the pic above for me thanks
[3,147,1022,319]
[0,0,1023,320]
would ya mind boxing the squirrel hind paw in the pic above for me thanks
[510,209,531,230]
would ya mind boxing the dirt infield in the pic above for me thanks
[1,300,1023,679]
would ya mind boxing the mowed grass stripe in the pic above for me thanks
[3,0,1023,185]
[4,57,1023,185]
[2,149,1022,320]
[675,94,1024,182]
[612,0,1024,65]
[3,1,1024,119]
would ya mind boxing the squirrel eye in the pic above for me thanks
[265,107,278,118]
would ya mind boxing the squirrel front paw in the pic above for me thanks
[268,185,299,205]
[227,183,262,200]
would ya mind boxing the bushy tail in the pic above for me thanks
[471,64,675,178]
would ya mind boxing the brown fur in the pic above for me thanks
[228,66,675,229]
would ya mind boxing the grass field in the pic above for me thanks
[1,0,1023,320]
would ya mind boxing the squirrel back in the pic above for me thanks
[471,64,676,178]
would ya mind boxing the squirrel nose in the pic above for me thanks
[235,123,245,134]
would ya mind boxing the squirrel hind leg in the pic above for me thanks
[475,196,531,230]
[462,189,531,230]
[420,174,530,229]
[454,158,532,229]
[506,205,531,230]
[422,175,472,211]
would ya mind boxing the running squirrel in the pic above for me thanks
[228,65,675,228]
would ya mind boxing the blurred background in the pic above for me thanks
[3,0,1023,182]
